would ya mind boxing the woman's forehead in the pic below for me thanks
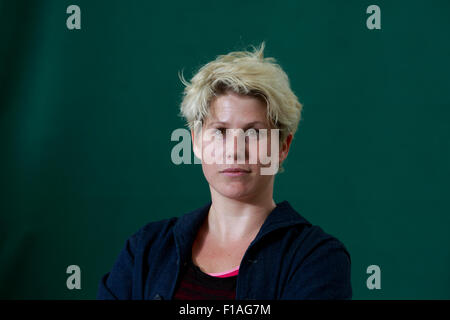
[205,113,269,128]
[211,91,266,109]
[207,93,268,125]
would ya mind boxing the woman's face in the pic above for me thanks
[192,90,292,201]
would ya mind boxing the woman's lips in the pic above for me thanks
[220,168,251,176]
[222,171,249,177]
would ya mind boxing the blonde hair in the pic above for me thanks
[178,42,303,172]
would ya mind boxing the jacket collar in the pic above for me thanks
[173,200,311,264]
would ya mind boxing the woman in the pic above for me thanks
[97,43,352,300]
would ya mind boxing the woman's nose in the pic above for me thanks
[225,129,246,163]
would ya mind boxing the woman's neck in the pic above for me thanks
[206,189,277,245]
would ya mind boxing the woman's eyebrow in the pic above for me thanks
[207,121,265,127]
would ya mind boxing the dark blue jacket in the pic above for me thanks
[97,200,352,300]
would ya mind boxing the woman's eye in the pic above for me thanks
[214,128,225,136]
[245,129,259,137]
[212,128,261,137]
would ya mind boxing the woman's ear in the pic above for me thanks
[279,133,293,164]
[191,128,202,160]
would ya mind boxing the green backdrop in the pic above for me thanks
[1,0,449,299]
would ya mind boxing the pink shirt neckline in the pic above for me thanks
[206,266,240,278]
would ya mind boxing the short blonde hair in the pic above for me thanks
[178,41,303,144]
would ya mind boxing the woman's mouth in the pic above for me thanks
[220,168,251,177]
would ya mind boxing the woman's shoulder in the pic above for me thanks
[286,219,352,267]
[276,208,353,299]
[280,202,351,262]
[128,202,210,250]
[132,216,179,247]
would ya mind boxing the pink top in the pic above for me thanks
[206,265,240,278]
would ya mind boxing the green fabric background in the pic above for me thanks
[1,0,449,299]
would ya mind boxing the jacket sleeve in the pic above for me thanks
[280,239,352,300]
[97,231,140,300]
